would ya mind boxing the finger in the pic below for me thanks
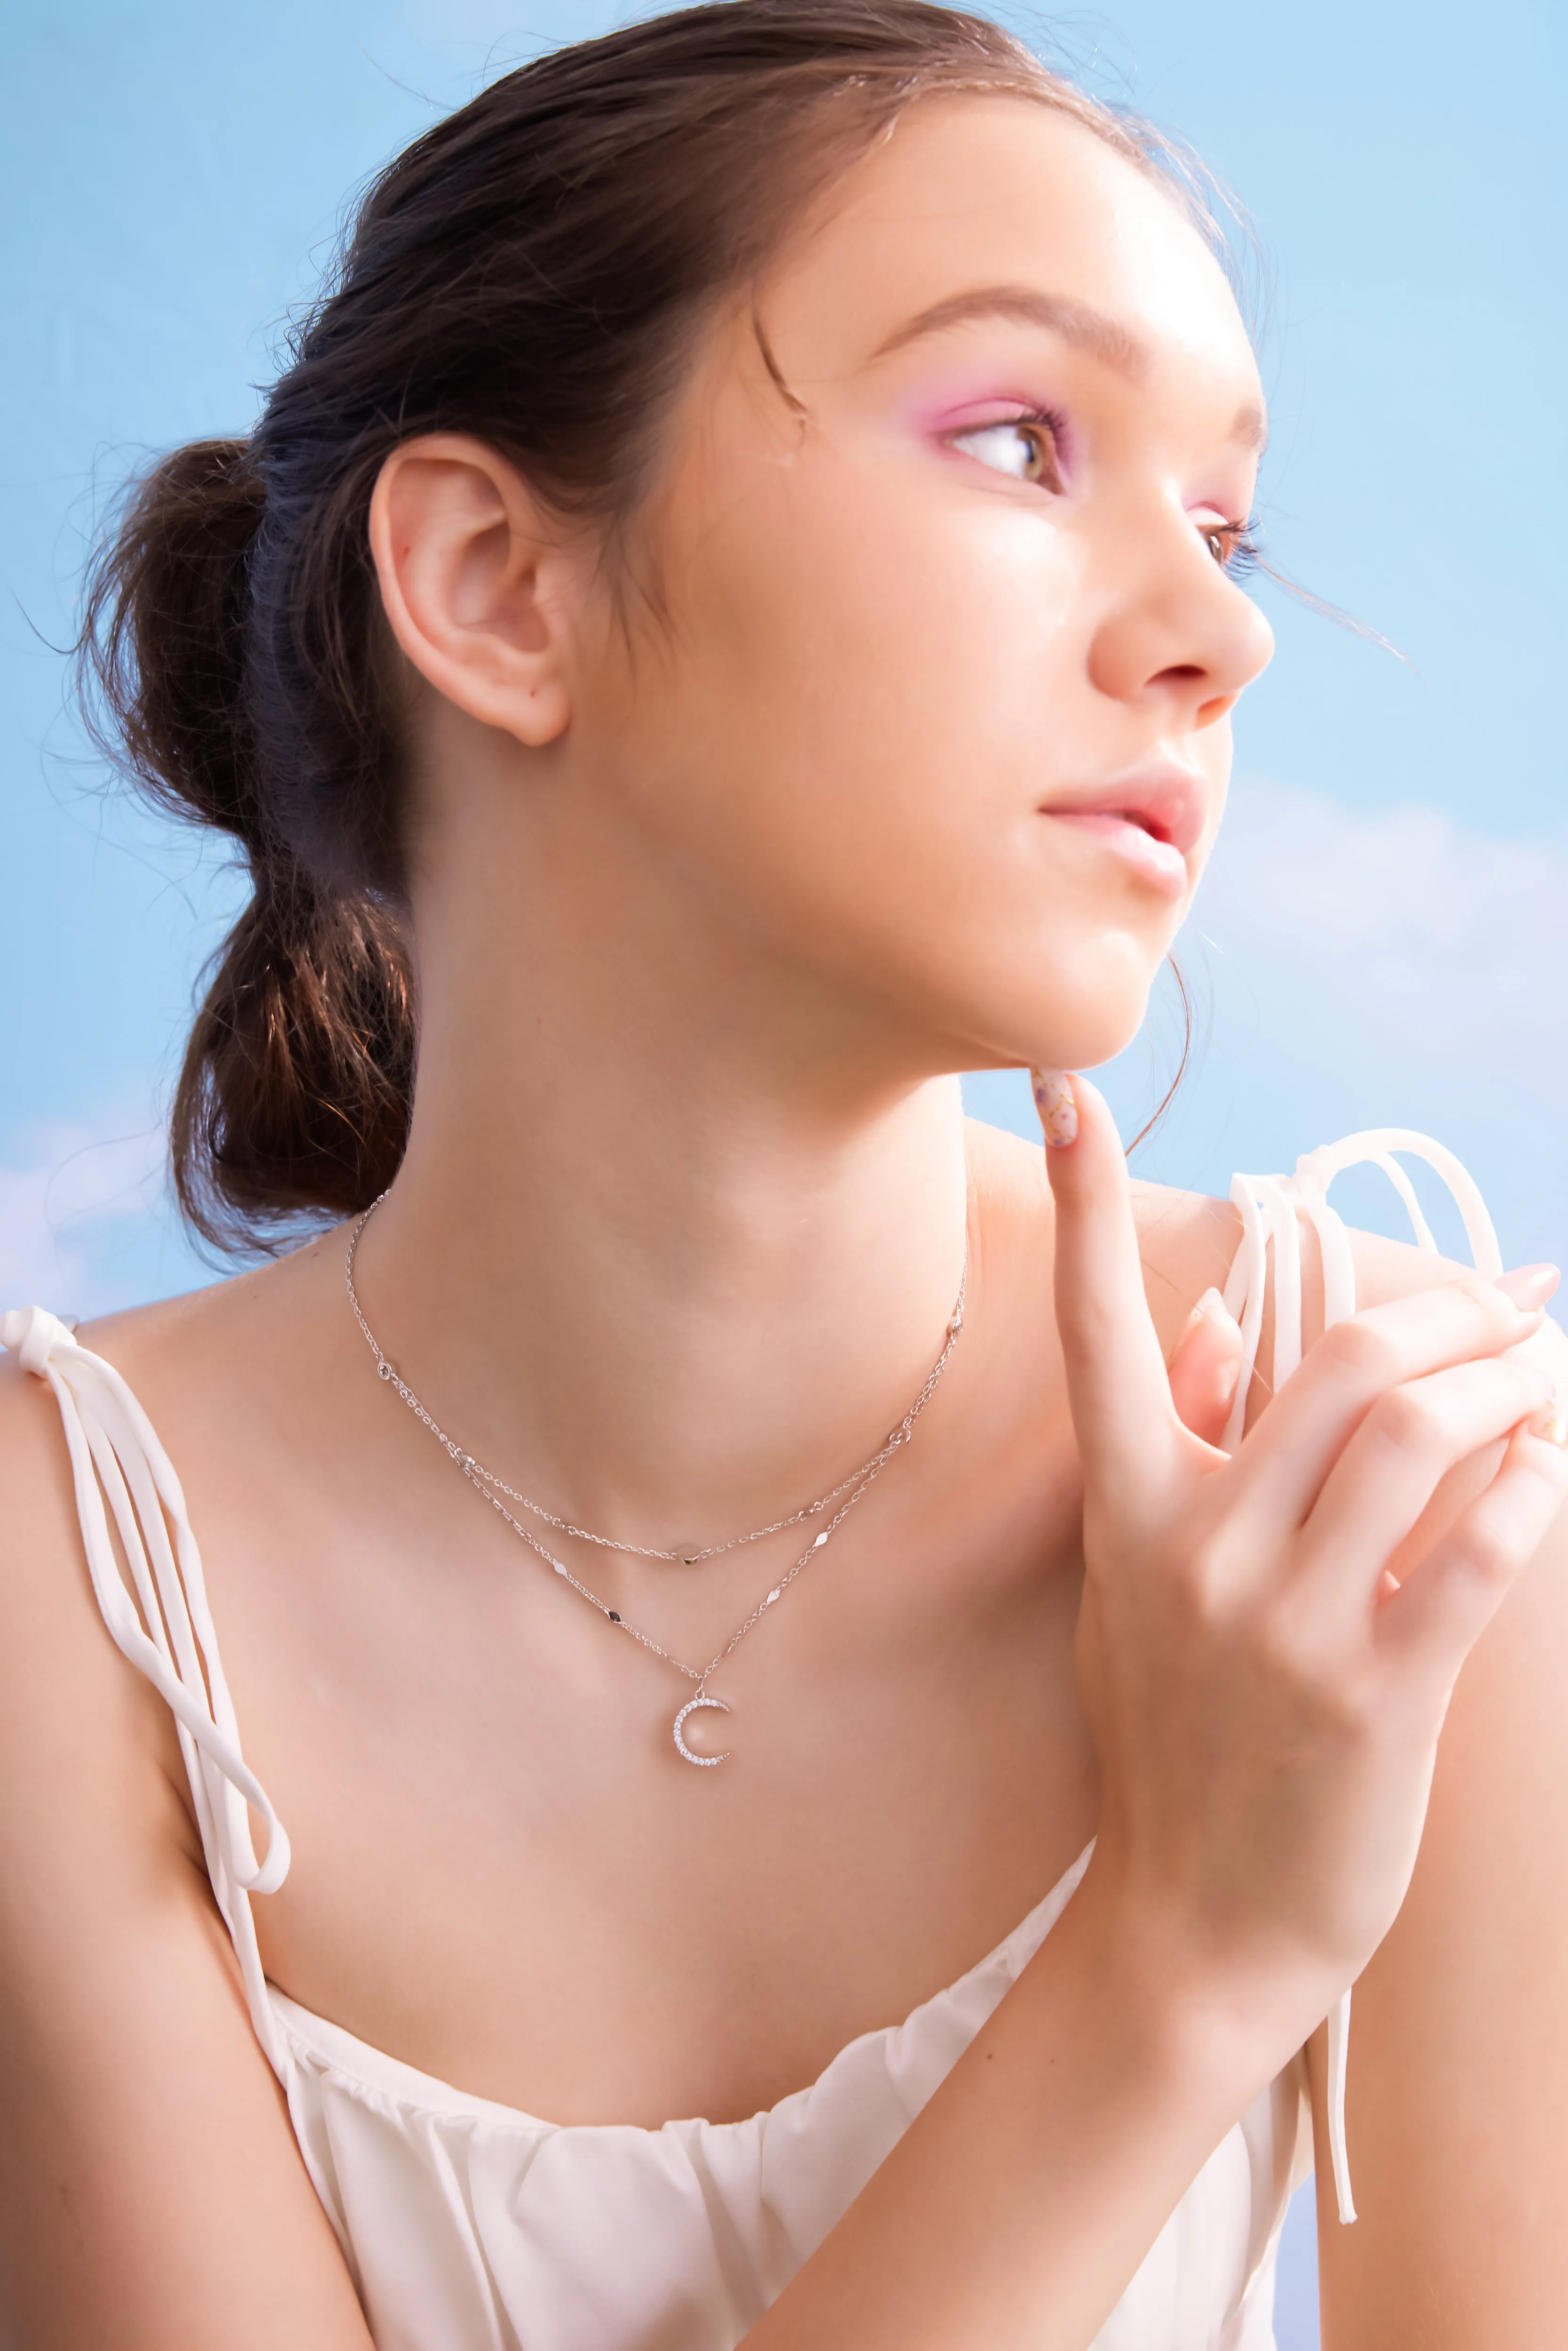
[1036,1070,1179,1494]
[1294,1353,1555,1619]
[1224,1272,1550,1534]
[1376,1420,1568,1688]
[1167,1288,1243,1449]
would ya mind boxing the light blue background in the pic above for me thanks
[5,5,1563,2338]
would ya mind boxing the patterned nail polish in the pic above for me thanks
[1031,1068,1078,1150]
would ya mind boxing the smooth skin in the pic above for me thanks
[3,94,1568,2350]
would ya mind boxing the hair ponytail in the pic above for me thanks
[79,438,265,846]
[76,2,1179,1254]
[77,434,418,1251]
[173,876,413,1247]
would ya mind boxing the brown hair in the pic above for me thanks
[78,0,1195,1253]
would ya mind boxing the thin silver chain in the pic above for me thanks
[349,1207,962,1565]
[473,1445,896,1565]
[343,1195,967,1695]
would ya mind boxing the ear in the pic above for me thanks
[367,433,580,747]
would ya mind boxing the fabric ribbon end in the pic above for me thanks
[1325,1986,1358,2225]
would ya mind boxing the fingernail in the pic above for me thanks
[1031,1068,1078,1150]
[1497,1263,1560,1310]
[1528,1404,1568,1446]
[1195,1286,1241,1333]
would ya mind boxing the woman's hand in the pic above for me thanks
[1037,1069,1568,2058]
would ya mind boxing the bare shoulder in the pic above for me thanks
[0,1298,237,2073]
[964,1114,1242,1360]
[0,1268,260,1749]
[0,1324,189,1833]
[1125,1175,1243,1357]
[0,1281,371,2343]
[0,1228,347,1835]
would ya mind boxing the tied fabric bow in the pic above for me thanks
[0,1304,294,2082]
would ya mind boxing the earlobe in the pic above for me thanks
[367,433,575,748]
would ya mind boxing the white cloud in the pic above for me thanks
[1194,777,1568,1114]
[0,1104,170,1317]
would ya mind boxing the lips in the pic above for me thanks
[1043,760,1208,858]
[1038,761,1209,899]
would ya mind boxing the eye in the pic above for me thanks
[1199,516,1261,575]
[947,414,1061,489]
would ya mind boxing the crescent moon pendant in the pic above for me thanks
[673,1692,732,1767]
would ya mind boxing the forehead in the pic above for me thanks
[756,94,1260,405]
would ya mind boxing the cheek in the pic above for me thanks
[657,447,1091,896]
[601,438,1177,1070]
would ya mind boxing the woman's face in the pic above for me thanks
[570,94,1275,1078]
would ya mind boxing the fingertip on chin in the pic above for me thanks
[1031,1067,1078,1150]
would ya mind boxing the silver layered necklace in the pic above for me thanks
[344,1196,967,1766]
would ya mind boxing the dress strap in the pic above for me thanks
[1219,1128,1506,2228]
[0,1305,294,2085]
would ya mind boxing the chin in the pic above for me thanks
[963,957,1161,1079]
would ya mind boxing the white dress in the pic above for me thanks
[7,1128,1548,2351]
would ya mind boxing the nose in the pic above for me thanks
[1086,511,1275,728]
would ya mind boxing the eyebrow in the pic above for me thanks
[871,282,1270,454]
[871,284,1148,377]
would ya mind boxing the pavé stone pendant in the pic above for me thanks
[672,1688,732,1767]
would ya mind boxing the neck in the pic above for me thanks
[357,812,974,1546]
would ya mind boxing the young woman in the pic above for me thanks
[4,6,1566,2345]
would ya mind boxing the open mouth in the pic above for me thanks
[1045,806,1191,893]
[1108,805,1173,843]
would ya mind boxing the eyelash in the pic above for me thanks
[1204,516,1263,576]
[1005,405,1065,479]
